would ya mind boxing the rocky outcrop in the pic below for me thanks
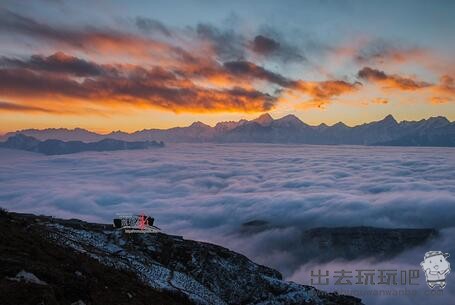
[301,226,437,262]
[240,221,437,263]
[0,211,363,305]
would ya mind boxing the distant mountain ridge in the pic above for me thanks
[0,134,164,155]
[2,114,454,147]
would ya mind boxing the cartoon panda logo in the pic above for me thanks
[420,251,450,289]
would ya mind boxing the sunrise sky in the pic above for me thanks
[1,0,454,134]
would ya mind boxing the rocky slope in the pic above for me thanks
[0,210,363,305]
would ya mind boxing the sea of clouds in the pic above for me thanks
[1,143,454,304]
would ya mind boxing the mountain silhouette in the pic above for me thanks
[0,134,164,155]
[2,114,454,147]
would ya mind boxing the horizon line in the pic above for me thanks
[1,113,452,137]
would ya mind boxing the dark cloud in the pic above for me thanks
[135,17,171,36]
[0,68,85,98]
[223,61,292,87]
[0,52,106,77]
[252,35,280,54]
[358,66,388,80]
[358,67,431,90]
[196,23,245,61]
[252,27,306,62]
[194,24,305,63]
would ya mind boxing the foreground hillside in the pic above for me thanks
[0,210,362,305]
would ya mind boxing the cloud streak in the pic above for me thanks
[354,40,428,65]
[358,67,431,91]
[0,52,106,77]
[0,100,56,113]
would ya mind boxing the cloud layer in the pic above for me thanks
[0,144,454,302]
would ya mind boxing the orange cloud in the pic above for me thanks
[175,60,361,110]
[430,96,451,104]
[429,75,455,104]
[0,64,276,114]
[0,53,361,114]
[291,80,361,109]
[371,98,389,104]
[435,75,455,95]
[295,99,331,110]
[294,80,360,99]
[221,61,360,107]
[358,67,455,105]
[358,67,431,91]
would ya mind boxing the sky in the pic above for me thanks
[0,0,454,133]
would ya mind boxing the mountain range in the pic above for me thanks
[2,114,454,147]
[0,134,164,155]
